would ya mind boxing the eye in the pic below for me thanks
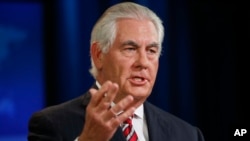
[124,46,136,52]
[126,47,135,50]
[149,49,156,54]
[121,46,137,57]
[147,47,158,55]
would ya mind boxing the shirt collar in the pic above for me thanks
[95,81,144,119]
[134,104,144,119]
[96,81,101,89]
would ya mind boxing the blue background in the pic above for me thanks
[0,2,44,141]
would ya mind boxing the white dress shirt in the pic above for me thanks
[133,103,149,141]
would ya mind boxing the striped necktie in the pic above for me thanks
[122,116,138,141]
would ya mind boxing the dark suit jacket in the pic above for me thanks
[28,89,205,141]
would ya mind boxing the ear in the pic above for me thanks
[90,42,103,70]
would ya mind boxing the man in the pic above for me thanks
[28,2,205,141]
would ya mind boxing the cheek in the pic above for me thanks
[118,62,132,76]
[104,57,129,77]
[151,62,159,78]
[153,61,159,69]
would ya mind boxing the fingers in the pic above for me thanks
[108,95,133,118]
[104,83,119,104]
[89,81,116,107]
[87,80,136,127]
[109,96,135,128]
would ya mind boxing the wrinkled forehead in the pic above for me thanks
[115,18,159,42]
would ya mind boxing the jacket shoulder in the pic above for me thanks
[28,93,90,141]
[144,102,205,141]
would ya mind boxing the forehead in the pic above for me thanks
[115,18,158,42]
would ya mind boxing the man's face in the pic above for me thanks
[97,18,160,104]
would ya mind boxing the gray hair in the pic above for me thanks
[89,2,164,78]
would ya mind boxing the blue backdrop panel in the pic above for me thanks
[0,2,44,141]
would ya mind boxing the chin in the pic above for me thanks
[127,89,150,98]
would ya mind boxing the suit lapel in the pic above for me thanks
[110,127,126,141]
[81,83,98,107]
[144,102,170,141]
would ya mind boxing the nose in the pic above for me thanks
[133,50,149,70]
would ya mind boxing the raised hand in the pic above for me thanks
[78,81,135,141]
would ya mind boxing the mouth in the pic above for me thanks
[129,76,148,86]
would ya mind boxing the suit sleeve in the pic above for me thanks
[28,112,61,141]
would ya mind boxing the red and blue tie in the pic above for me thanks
[122,116,138,141]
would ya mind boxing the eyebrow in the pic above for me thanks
[121,40,139,48]
[121,40,159,48]
[148,42,160,48]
